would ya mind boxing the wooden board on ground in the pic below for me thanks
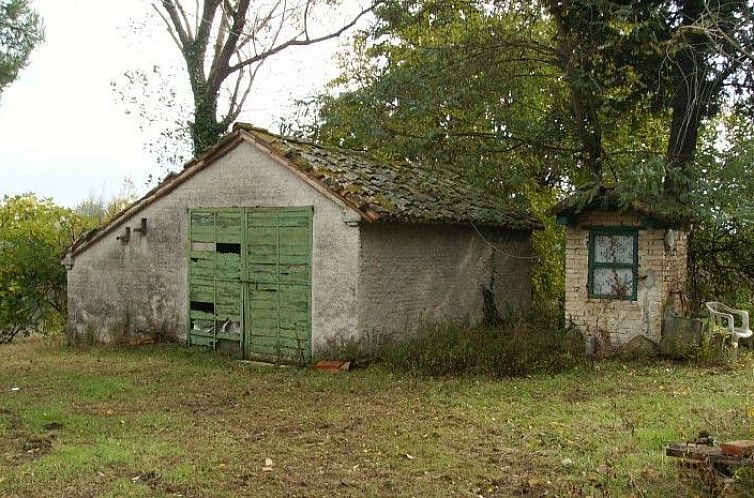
[666,443,754,467]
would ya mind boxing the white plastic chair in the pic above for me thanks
[706,302,754,347]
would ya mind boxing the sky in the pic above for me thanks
[0,0,358,207]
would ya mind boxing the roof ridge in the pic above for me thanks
[234,122,377,157]
[237,125,492,184]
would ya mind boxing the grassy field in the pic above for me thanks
[1,339,753,497]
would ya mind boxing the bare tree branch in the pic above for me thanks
[210,4,230,73]
[174,0,195,40]
[153,3,184,49]
[227,1,382,75]
[208,0,252,94]
[150,0,382,154]
[159,0,191,47]
[195,0,222,54]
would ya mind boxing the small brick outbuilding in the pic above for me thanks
[553,187,688,352]
[62,124,541,362]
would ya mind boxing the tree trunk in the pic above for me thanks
[191,94,226,155]
[663,46,705,199]
[663,0,710,200]
[548,0,604,182]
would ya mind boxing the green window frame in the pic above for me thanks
[587,227,639,301]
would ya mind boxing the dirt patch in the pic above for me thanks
[2,433,54,465]
[128,469,195,497]
[0,408,22,431]
[0,408,56,464]
[22,435,54,455]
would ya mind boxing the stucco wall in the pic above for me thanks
[355,224,533,341]
[564,210,688,349]
[67,141,362,351]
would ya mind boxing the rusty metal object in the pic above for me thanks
[720,440,754,458]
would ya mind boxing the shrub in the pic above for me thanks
[0,195,93,344]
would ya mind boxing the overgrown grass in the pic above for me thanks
[375,313,584,377]
[1,339,754,497]
[322,306,584,377]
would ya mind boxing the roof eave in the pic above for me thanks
[65,130,246,258]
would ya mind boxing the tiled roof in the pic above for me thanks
[238,124,541,231]
[66,124,541,257]
[550,185,690,227]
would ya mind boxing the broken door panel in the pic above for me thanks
[188,208,243,351]
[244,207,312,363]
[188,206,311,362]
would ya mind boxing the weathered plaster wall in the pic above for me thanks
[564,210,688,348]
[67,141,362,351]
[355,224,533,341]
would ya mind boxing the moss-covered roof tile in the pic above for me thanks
[238,124,540,231]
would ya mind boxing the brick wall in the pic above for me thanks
[564,210,688,349]
[356,224,534,340]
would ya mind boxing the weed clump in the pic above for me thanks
[322,306,587,377]
[377,315,585,377]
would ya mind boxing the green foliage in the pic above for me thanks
[286,0,578,191]
[0,0,43,96]
[543,0,753,189]
[289,0,754,311]
[528,191,565,310]
[291,0,754,193]
[684,112,754,311]
[0,195,93,343]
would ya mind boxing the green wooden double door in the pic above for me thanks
[188,207,312,363]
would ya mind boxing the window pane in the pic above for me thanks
[592,268,634,298]
[593,234,634,264]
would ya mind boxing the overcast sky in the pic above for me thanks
[0,0,356,207]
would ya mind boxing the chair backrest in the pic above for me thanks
[705,301,752,343]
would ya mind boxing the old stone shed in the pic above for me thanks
[553,187,688,353]
[63,124,540,362]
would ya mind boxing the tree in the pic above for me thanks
[306,1,754,197]
[684,111,754,308]
[287,1,577,188]
[544,0,754,198]
[0,195,93,343]
[293,0,754,307]
[0,0,43,97]
[74,177,140,225]
[151,0,382,155]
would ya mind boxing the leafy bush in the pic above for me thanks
[0,195,93,343]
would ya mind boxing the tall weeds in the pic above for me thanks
[365,307,586,378]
